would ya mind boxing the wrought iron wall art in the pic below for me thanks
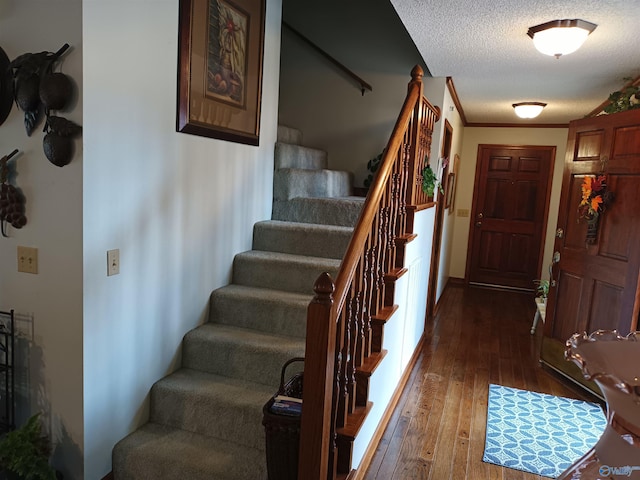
[0,46,13,127]
[8,43,82,167]
[0,309,15,433]
[0,149,27,237]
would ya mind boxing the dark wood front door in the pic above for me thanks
[467,145,554,289]
[541,109,640,395]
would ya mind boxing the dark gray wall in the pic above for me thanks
[279,0,430,185]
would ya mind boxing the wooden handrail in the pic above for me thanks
[298,65,440,480]
[283,21,373,96]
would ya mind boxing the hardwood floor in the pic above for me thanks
[362,283,601,480]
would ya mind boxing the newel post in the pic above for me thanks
[298,272,336,480]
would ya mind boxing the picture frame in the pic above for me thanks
[445,172,456,211]
[177,0,266,145]
[447,153,460,214]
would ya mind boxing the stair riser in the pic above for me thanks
[210,289,308,338]
[272,199,363,227]
[113,424,266,480]
[182,332,304,386]
[275,142,327,170]
[233,254,340,295]
[253,221,352,260]
[149,383,266,450]
[274,169,353,201]
[277,125,303,145]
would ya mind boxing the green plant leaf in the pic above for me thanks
[0,413,57,480]
[422,164,442,197]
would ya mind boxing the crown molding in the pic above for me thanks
[445,77,467,125]
[465,122,569,128]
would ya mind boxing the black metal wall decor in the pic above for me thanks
[0,46,13,127]
[0,149,27,237]
[8,43,82,167]
[0,309,15,433]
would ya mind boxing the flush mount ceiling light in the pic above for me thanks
[513,102,547,119]
[527,19,597,58]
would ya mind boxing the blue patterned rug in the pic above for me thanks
[482,384,606,478]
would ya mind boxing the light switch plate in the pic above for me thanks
[107,249,120,276]
[17,246,38,274]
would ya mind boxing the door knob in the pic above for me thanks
[556,228,564,239]
[477,213,484,219]
[475,221,482,227]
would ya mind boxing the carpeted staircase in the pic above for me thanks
[112,126,365,479]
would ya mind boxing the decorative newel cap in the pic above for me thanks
[313,272,335,298]
[411,65,423,82]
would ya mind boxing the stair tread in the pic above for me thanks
[355,350,388,377]
[277,166,352,175]
[336,402,374,440]
[187,323,305,351]
[275,141,326,156]
[371,305,399,323]
[255,219,353,234]
[235,249,343,266]
[113,422,267,480]
[295,195,365,203]
[212,283,313,304]
[153,367,275,405]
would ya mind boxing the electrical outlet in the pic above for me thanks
[107,249,120,276]
[17,246,38,274]
[457,208,470,217]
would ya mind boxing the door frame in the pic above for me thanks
[464,143,556,289]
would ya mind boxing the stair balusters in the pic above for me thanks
[298,65,440,480]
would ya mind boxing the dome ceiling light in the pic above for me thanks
[527,19,597,58]
[513,102,547,119]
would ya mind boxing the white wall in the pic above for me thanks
[450,127,569,284]
[0,1,84,477]
[82,0,281,477]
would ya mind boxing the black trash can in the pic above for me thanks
[262,357,304,480]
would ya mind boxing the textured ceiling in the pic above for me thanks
[390,0,640,124]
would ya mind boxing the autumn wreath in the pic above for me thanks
[578,174,614,243]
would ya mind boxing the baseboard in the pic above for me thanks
[446,276,465,286]
[348,332,426,480]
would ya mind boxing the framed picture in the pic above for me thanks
[445,172,456,210]
[177,0,266,145]
[448,154,460,214]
